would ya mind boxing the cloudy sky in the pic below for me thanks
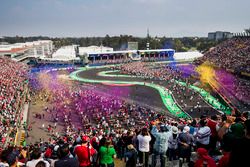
[0,0,249,37]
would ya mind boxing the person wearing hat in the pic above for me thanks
[124,144,137,167]
[151,123,171,167]
[194,148,216,167]
[74,136,96,167]
[168,126,179,161]
[178,125,194,162]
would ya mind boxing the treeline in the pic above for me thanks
[0,35,222,52]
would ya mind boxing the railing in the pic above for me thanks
[13,54,39,61]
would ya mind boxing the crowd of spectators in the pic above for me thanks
[116,59,249,114]
[88,59,132,66]
[27,68,179,141]
[115,62,229,118]
[215,70,250,106]
[1,107,249,167]
[0,57,249,167]
[0,57,29,147]
[195,37,250,108]
[197,37,250,73]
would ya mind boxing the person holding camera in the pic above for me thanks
[151,122,172,167]
[137,127,151,167]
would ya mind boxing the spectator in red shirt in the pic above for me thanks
[207,115,219,153]
[217,151,230,167]
[74,136,96,167]
[194,148,216,167]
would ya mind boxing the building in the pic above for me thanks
[0,40,53,61]
[208,31,233,40]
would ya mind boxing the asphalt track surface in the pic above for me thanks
[72,66,231,118]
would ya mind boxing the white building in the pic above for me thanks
[173,51,203,60]
[0,40,53,61]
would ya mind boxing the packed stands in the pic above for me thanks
[197,37,250,74]
[195,38,250,110]
[0,57,29,148]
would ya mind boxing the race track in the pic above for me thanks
[70,65,232,118]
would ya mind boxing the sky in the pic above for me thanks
[0,0,249,37]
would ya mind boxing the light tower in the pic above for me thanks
[146,28,150,50]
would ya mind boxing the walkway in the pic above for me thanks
[14,102,29,146]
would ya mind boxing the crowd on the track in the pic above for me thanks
[116,62,231,118]
[116,62,184,81]
[117,60,250,113]
[28,70,179,140]
[0,57,29,148]
[197,37,250,73]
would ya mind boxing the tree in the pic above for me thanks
[173,39,184,52]
[103,34,111,46]
[196,40,219,52]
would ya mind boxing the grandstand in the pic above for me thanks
[196,37,250,74]
[195,37,250,112]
